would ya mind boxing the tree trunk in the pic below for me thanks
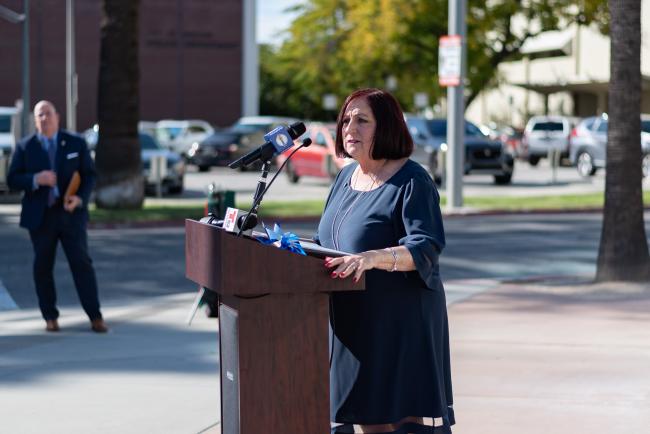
[95,0,143,209]
[596,0,650,281]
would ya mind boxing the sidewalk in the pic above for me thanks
[0,292,221,434]
[1,279,649,433]
[449,278,650,434]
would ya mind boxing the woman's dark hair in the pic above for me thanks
[335,88,413,160]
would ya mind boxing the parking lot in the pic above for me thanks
[178,158,625,204]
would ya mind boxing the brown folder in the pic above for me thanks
[64,171,80,200]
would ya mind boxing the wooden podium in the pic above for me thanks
[185,219,364,434]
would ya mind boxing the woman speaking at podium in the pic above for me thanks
[318,88,454,434]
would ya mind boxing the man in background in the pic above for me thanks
[7,100,108,333]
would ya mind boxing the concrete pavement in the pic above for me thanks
[450,278,650,434]
[2,187,650,433]
[2,277,650,433]
[0,292,221,434]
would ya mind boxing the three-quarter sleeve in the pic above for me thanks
[397,174,446,289]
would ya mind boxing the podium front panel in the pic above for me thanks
[220,304,240,434]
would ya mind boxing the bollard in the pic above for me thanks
[437,147,447,188]
[149,155,167,197]
[0,153,8,191]
[547,148,560,184]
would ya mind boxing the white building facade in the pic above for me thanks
[466,2,650,128]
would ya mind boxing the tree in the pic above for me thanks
[596,0,650,281]
[94,0,143,209]
[261,0,608,119]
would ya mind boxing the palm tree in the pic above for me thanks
[596,0,650,281]
[94,0,143,209]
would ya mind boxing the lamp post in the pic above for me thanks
[66,0,77,131]
[0,2,29,137]
[446,0,466,210]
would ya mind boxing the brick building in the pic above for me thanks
[0,0,254,131]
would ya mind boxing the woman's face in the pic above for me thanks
[342,97,376,160]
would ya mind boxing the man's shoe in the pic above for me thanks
[90,318,108,333]
[45,319,60,332]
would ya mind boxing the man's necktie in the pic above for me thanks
[47,138,58,206]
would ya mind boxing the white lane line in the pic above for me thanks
[0,278,19,310]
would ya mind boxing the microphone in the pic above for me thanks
[228,122,306,169]
[236,138,313,237]
[213,207,258,232]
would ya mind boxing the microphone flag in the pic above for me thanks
[263,126,293,154]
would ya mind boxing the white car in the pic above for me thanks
[0,106,18,191]
[154,119,215,158]
[522,115,576,166]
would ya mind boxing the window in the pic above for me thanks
[582,118,596,130]
[426,120,447,137]
[641,120,650,134]
[425,120,484,137]
[596,120,608,133]
[531,122,564,132]
[465,122,484,137]
[157,127,183,141]
[188,125,206,134]
[315,132,327,146]
[0,115,11,133]
[140,133,159,150]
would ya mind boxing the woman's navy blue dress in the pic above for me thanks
[317,160,454,434]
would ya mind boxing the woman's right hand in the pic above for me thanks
[324,252,379,283]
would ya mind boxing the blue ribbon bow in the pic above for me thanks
[256,223,306,256]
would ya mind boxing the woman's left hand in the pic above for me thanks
[324,252,377,283]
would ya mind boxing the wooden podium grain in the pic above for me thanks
[185,219,364,434]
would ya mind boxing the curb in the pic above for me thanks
[84,206,645,230]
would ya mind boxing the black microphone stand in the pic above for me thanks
[236,145,276,236]
[236,139,312,237]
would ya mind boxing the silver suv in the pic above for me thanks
[522,116,575,166]
[569,114,650,178]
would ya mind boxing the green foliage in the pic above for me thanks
[260,0,609,119]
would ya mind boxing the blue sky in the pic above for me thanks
[256,0,303,45]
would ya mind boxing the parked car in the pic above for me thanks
[0,107,18,191]
[643,115,650,178]
[83,125,185,195]
[407,116,514,185]
[275,123,348,183]
[522,115,576,166]
[405,114,442,182]
[569,114,650,178]
[187,115,300,171]
[138,120,157,137]
[496,125,524,157]
[0,106,18,154]
[140,132,185,194]
[154,119,214,158]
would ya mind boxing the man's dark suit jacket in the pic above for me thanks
[7,130,95,230]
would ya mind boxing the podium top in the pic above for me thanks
[185,219,365,296]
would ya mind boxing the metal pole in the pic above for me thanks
[21,0,30,137]
[242,0,259,116]
[66,0,77,132]
[446,0,466,210]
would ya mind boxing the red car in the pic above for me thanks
[277,123,349,183]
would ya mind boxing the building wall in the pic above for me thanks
[0,0,242,132]
[467,0,650,127]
